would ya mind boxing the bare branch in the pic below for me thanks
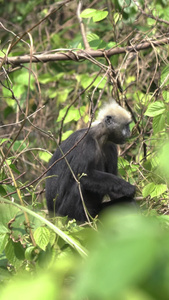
[2,37,169,66]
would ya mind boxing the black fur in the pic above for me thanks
[46,122,135,222]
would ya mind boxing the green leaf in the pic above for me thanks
[1,185,19,201]
[0,186,7,196]
[48,230,56,247]
[57,88,72,103]
[0,233,9,254]
[162,90,169,103]
[34,227,50,251]
[87,33,103,49]
[80,8,96,18]
[161,65,169,87]
[0,138,10,145]
[118,0,137,15]
[159,142,169,183]
[80,9,108,22]
[87,33,100,42]
[12,84,25,97]
[0,203,20,227]
[1,199,88,258]
[145,101,165,117]
[118,157,130,176]
[89,39,102,49]
[0,274,57,300]
[142,182,167,198]
[0,223,10,235]
[4,106,14,118]
[150,184,167,198]
[153,114,165,134]
[9,163,20,174]
[25,246,36,261]
[62,130,73,141]
[93,10,108,22]
[57,105,85,124]
[39,151,51,163]
[78,74,95,89]
[107,41,117,49]
[166,111,169,125]
[5,239,25,268]
[13,140,27,152]
[38,73,64,84]
[13,69,35,90]
[162,7,169,21]
[113,12,122,24]
[142,182,155,198]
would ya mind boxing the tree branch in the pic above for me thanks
[1,37,169,66]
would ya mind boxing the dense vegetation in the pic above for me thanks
[1,0,169,299]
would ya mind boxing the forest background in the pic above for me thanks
[1,0,169,299]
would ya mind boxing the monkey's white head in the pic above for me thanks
[93,101,132,144]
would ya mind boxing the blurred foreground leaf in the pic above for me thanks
[75,209,169,300]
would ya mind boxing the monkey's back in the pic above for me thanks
[45,127,118,219]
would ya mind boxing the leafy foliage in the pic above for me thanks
[1,0,169,298]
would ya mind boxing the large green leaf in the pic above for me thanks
[75,211,163,299]
[34,227,50,251]
[153,114,165,134]
[0,274,57,300]
[145,101,165,117]
[80,8,108,22]
[57,105,86,124]
[5,239,25,269]
[93,10,108,22]
[143,182,167,198]
[80,8,96,18]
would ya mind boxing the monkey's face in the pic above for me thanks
[105,115,131,144]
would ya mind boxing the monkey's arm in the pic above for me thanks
[80,170,135,200]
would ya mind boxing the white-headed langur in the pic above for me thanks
[46,101,136,221]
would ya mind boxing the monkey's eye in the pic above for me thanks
[105,115,114,125]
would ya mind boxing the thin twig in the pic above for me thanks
[77,0,91,50]
[133,0,169,25]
